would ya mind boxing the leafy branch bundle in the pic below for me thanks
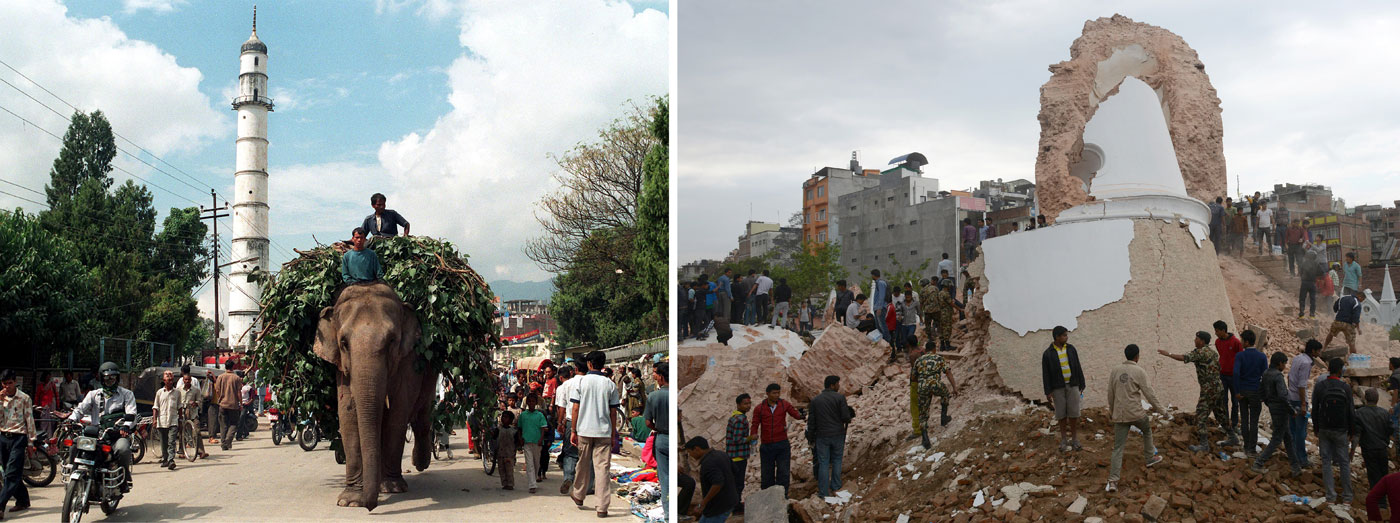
[249,236,501,442]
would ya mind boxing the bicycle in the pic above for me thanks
[476,428,497,475]
[178,405,200,462]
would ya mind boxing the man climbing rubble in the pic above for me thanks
[912,341,957,449]
[921,279,961,352]
[1158,331,1239,453]
[751,383,803,496]
[1105,344,1165,493]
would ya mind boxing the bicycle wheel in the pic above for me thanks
[431,432,442,461]
[482,438,496,475]
[130,432,145,464]
[182,421,199,462]
[23,449,57,487]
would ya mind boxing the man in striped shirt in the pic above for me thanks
[725,394,758,514]
[1041,326,1086,453]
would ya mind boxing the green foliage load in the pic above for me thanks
[250,236,501,441]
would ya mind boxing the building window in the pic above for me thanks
[887,196,895,201]
[910,250,918,256]
[850,205,857,211]
[818,209,826,221]
[817,186,825,197]
[874,255,879,260]
[886,224,894,230]
[806,190,812,201]
[255,57,259,66]
[910,219,918,225]
[920,196,927,203]
[804,212,809,224]
[819,231,826,242]
[851,258,858,263]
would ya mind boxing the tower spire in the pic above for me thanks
[252,5,257,34]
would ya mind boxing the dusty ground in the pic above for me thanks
[10,422,643,521]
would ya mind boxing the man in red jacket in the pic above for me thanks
[751,383,804,496]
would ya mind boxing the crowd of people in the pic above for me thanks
[679,268,818,342]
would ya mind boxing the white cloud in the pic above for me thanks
[122,0,187,14]
[351,0,666,280]
[0,0,227,210]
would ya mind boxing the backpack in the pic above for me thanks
[1316,382,1351,430]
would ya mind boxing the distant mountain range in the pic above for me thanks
[488,279,556,303]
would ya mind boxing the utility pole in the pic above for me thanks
[199,189,229,347]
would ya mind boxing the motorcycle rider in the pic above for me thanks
[67,362,138,492]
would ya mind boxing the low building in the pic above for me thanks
[1273,183,1333,214]
[748,226,801,261]
[1302,213,1372,266]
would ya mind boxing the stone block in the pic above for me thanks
[1142,495,1167,521]
[745,486,789,523]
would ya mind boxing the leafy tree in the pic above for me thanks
[633,97,669,332]
[0,209,100,369]
[43,110,117,203]
[779,240,846,305]
[549,253,652,349]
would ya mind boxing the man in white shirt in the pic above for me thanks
[751,271,775,326]
[1256,202,1275,256]
[937,253,955,281]
[152,371,181,470]
[845,294,867,328]
[569,351,622,517]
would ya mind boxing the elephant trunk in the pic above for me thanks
[354,365,388,511]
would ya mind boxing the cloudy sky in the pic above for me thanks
[0,0,667,323]
[677,0,1400,262]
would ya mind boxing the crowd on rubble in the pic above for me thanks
[678,268,819,342]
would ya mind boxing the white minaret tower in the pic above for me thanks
[228,6,272,351]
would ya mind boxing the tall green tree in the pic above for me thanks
[0,209,99,369]
[35,110,207,355]
[633,97,669,333]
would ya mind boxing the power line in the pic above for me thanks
[0,178,216,246]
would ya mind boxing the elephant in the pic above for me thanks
[313,282,436,510]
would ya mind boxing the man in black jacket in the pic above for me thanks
[808,375,855,498]
[833,280,853,328]
[684,437,740,522]
[1252,351,1300,476]
[1042,326,1086,452]
[1353,388,1394,503]
[1314,357,1355,503]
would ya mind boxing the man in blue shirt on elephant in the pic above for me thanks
[341,227,384,284]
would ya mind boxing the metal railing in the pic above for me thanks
[231,95,274,107]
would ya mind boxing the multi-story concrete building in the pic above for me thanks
[974,178,1036,213]
[749,227,801,261]
[801,153,882,246]
[1273,183,1333,214]
[679,259,723,281]
[835,154,984,280]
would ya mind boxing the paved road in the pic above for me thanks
[11,424,639,521]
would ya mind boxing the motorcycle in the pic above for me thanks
[297,417,321,451]
[61,412,135,523]
[268,408,293,446]
[128,415,151,464]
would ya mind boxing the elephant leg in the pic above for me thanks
[378,363,420,494]
[336,376,365,507]
[410,380,433,472]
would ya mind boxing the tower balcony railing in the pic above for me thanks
[231,95,275,109]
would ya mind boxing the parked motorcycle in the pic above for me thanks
[61,412,136,523]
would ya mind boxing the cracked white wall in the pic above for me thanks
[981,220,1134,336]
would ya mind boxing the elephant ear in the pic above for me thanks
[397,304,422,363]
[312,306,348,375]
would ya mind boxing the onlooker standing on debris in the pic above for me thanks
[518,393,547,493]
[1042,326,1086,452]
[1209,196,1226,253]
[1314,357,1356,504]
[1105,344,1165,493]
[1230,201,1249,255]
[833,280,853,328]
[1289,340,1322,466]
[1256,201,1275,255]
[1324,288,1365,355]
[979,218,997,242]
[770,278,792,330]
[568,351,621,516]
[1158,331,1238,452]
[799,301,813,332]
[1214,321,1244,442]
[725,394,756,513]
[1317,254,1337,315]
[1285,218,1308,276]
[938,253,955,280]
[1253,351,1301,476]
[684,437,740,523]
[1354,388,1394,502]
[1233,330,1267,457]
[751,383,804,496]
[961,218,978,262]
[930,283,960,352]
[0,369,36,517]
[731,271,750,327]
[869,269,891,344]
[1343,251,1363,296]
[152,370,181,471]
[1298,245,1321,318]
[809,376,855,498]
[845,294,866,329]
[913,342,957,449]
[899,290,920,357]
[644,362,670,514]
[362,192,410,238]
[751,270,774,327]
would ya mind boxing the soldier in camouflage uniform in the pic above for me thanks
[919,280,940,343]
[1158,331,1239,452]
[927,283,960,351]
[912,342,958,449]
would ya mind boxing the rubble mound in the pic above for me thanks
[1036,14,1226,221]
[786,325,889,404]
[792,406,1373,523]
